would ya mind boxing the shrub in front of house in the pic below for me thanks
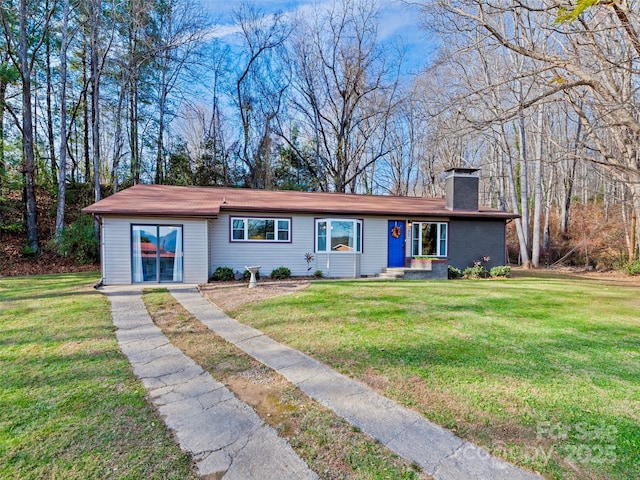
[448,265,462,279]
[243,269,260,281]
[270,266,291,280]
[490,265,511,277]
[313,270,324,278]
[463,265,485,279]
[211,266,234,281]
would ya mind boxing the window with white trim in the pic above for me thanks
[316,219,362,252]
[412,222,447,257]
[231,217,290,242]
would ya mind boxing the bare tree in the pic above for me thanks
[233,3,290,189]
[288,0,401,193]
[55,0,71,238]
[148,0,209,184]
[430,0,640,258]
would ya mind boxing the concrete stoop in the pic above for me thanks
[377,267,406,279]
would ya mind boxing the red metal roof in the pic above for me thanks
[82,184,517,219]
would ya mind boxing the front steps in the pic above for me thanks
[377,267,406,280]
[377,265,449,280]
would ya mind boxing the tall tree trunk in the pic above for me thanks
[155,65,167,185]
[18,0,39,252]
[517,112,531,267]
[130,78,139,184]
[45,1,57,186]
[111,78,126,193]
[531,109,543,267]
[560,159,576,235]
[630,184,640,262]
[503,127,530,267]
[82,45,91,184]
[55,0,70,238]
[0,77,6,210]
[90,0,102,203]
[561,114,581,235]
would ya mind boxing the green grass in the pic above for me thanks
[231,273,640,480]
[0,273,198,480]
[143,288,424,479]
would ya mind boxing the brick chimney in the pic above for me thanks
[445,168,479,211]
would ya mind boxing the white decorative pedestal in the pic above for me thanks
[245,265,260,288]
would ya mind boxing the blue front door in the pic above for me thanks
[387,220,406,267]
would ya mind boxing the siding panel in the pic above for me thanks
[360,217,390,276]
[101,216,208,285]
[210,213,316,277]
[210,213,390,278]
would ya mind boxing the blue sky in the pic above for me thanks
[202,0,435,74]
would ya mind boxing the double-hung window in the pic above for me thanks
[316,219,362,252]
[412,222,447,257]
[231,217,290,242]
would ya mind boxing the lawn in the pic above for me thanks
[230,272,640,480]
[0,273,198,479]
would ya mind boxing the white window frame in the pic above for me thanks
[412,222,448,257]
[231,216,291,242]
[315,218,362,253]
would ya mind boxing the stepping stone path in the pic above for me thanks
[105,288,317,480]
[170,286,542,480]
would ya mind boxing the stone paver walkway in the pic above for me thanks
[168,286,542,480]
[105,287,317,480]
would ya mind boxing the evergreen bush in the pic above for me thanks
[489,265,511,277]
[243,269,260,281]
[270,266,291,280]
[463,265,484,279]
[211,266,234,281]
[53,216,98,264]
[448,265,462,279]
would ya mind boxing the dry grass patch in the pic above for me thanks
[199,279,310,311]
[143,289,427,480]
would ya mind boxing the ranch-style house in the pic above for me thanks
[82,168,517,285]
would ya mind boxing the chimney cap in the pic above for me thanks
[445,167,479,176]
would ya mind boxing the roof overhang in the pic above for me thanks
[81,184,520,221]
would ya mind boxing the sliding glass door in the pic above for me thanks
[132,225,183,283]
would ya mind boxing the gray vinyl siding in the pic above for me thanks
[102,217,131,284]
[182,219,209,283]
[360,217,390,276]
[99,213,508,283]
[447,219,508,270]
[315,252,361,278]
[210,213,390,278]
[210,212,315,277]
[100,216,208,285]
[207,219,215,279]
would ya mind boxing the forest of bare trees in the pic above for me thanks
[0,0,638,271]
